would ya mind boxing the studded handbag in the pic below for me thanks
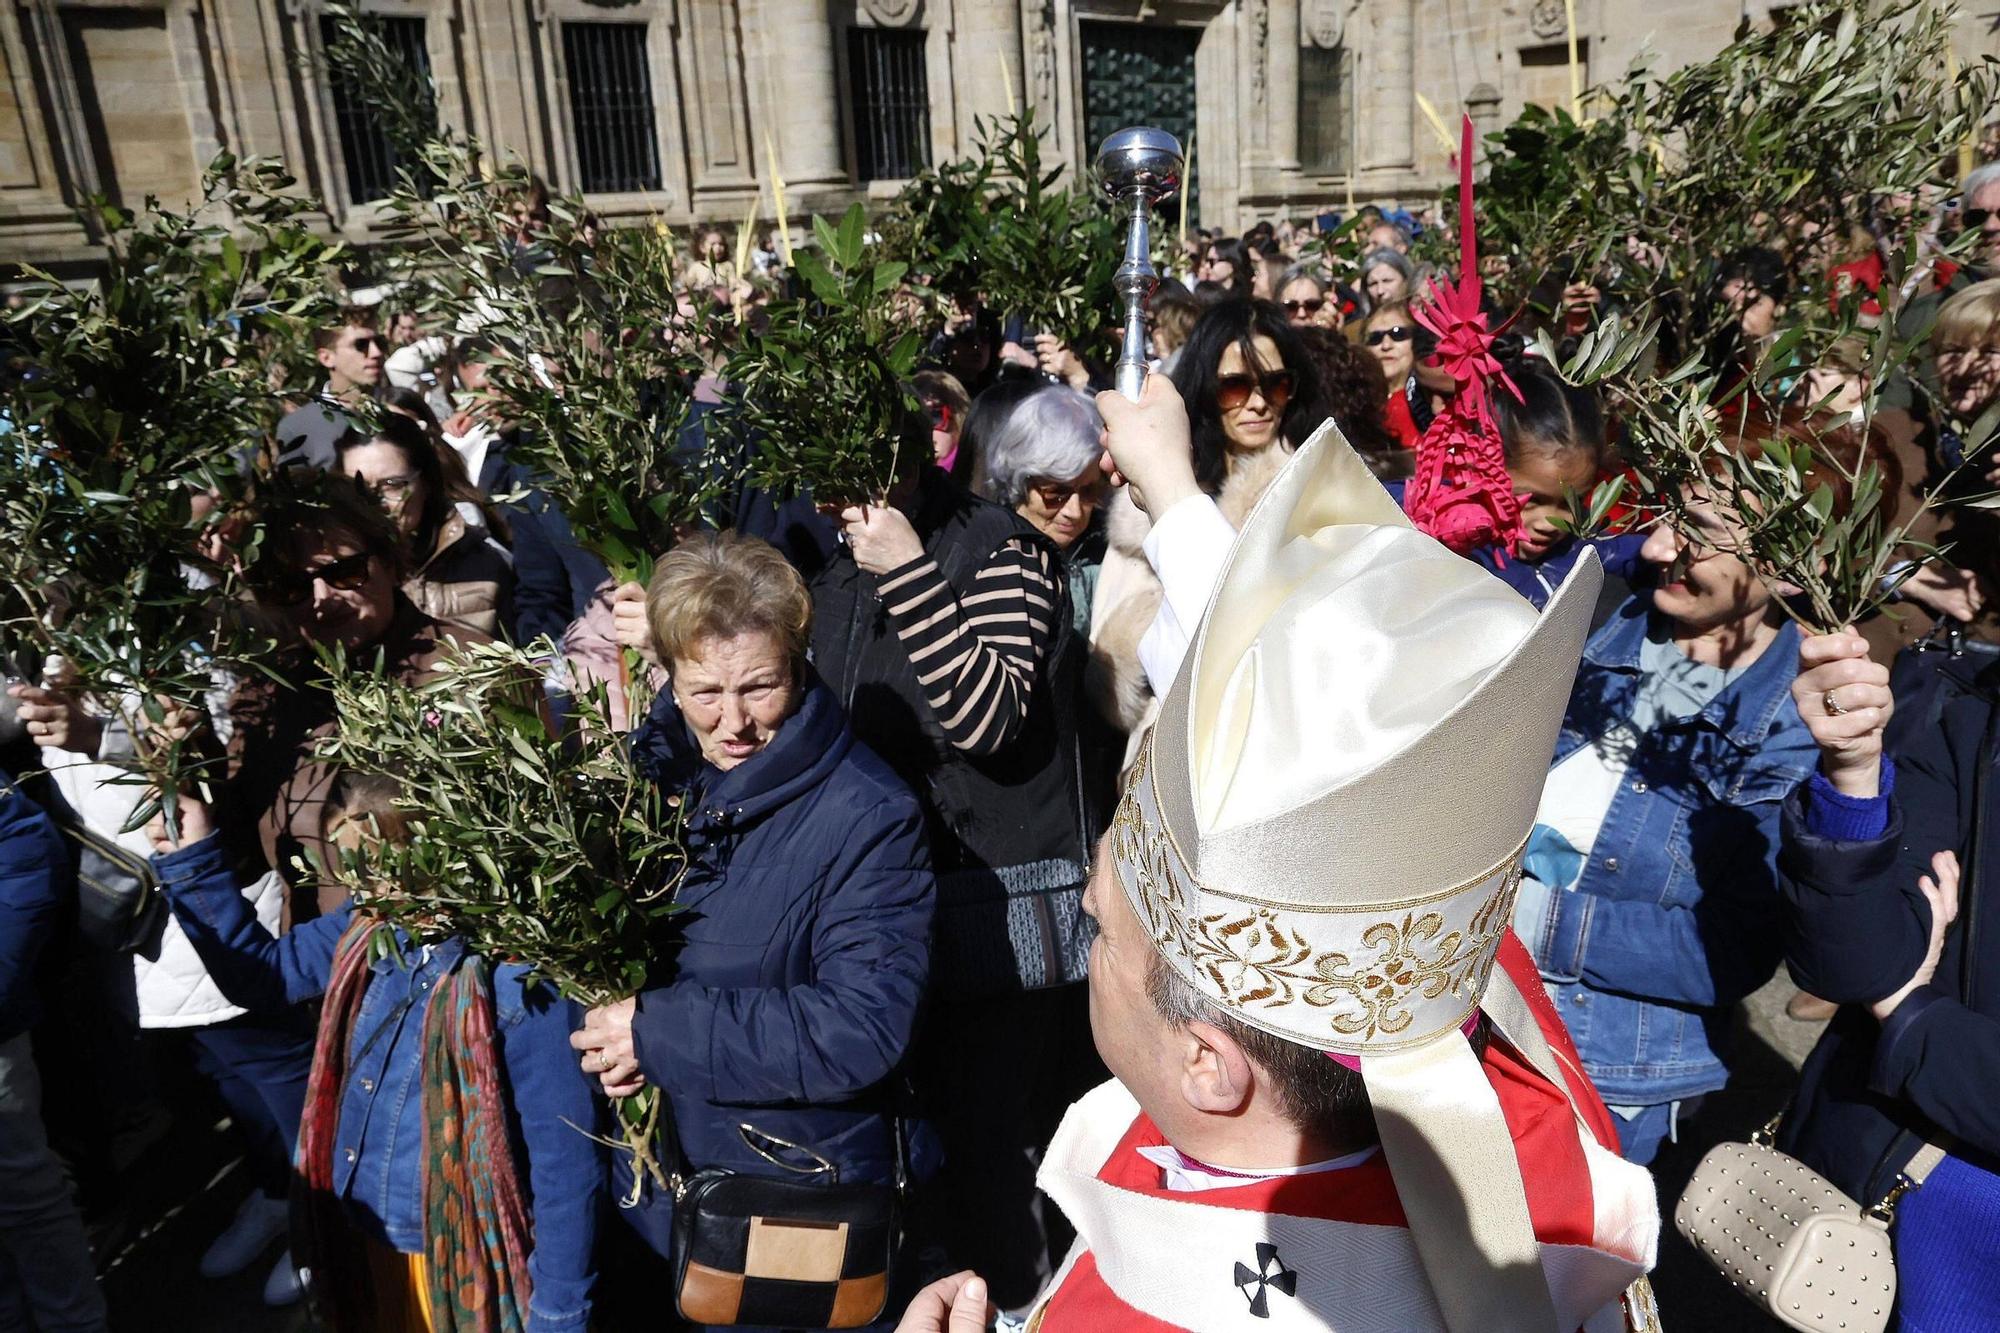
[1674,1118,1945,1333]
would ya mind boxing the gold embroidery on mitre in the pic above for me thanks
[1112,737,1526,1047]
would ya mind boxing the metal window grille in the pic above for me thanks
[562,22,663,194]
[1297,45,1352,176]
[848,27,931,183]
[320,15,431,204]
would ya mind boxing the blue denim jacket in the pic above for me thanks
[1519,595,1818,1105]
[153,833,601,1332]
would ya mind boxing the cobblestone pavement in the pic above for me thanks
[81,975,1826,1332]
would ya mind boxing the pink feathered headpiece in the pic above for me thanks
[1401,116,1524,562]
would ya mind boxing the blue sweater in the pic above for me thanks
[152,834,602,1332]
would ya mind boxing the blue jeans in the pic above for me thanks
[1611,1097,1705,1167]
[189,1012,314,1199]
[0,1032,108,1332]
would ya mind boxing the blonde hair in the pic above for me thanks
[646,532,813,668]
[1935,278,2000,352]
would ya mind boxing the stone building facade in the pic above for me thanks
[3,0,1997,271]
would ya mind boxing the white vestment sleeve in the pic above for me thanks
[1137,493,1238,696]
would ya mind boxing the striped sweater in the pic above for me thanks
[874,537,1061,755]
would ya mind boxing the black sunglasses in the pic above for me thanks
[1027,475,1110,509]
[1365,326,1415,347]
[256,552,374,607]
[1283,298,1325,315]
[1965,208,1998,230]
[1215,371,1294,411]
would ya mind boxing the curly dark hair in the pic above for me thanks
[1292,326,1397,460]
[1170,299,1324,495]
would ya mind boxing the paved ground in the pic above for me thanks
[76,977,1825,1331]
[1643,971,1828,1332]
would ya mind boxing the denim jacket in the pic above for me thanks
[1519,596,1817,1105]
[153,833,601,1332]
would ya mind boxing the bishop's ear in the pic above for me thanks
[1178,1019,1256,1116]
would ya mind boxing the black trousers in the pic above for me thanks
[911,982,1105,1313]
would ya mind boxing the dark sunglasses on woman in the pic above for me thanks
[1027,475,1111,510]
[1365,325,1415,347]
[1215,371,1294,411]
[255,552,374,607]
[1283,298,1325,316]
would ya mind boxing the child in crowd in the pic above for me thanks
[147,771,601,1333]
[1478,356,1646,608]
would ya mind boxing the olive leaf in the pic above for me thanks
[0,154,342,819]
[1501,0,1998,633]
[316,636,689,1188]
[723,202,922,505]
[320,9,712,585]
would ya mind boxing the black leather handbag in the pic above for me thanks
[58,811,164,954]
[662,1108,901,1329]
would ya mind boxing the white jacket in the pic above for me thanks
[46,752,283,1029]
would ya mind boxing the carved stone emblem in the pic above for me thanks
[1530,0,1569,39]
[1306,0,1346,49]
[861,0,922,27]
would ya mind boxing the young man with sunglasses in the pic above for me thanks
[276,311,386,469]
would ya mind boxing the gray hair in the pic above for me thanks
[1964,160,2000,203]
[976,385,1104,507]
[1278,264,1329,296]
[1361,247,1415,282]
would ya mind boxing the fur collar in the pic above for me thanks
[1104,442,1294,557]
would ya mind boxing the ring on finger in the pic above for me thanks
[1824,688,1849,717]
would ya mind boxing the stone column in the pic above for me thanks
[1269,0,1299,170]
[755,0,846,184]
[1239,0,1269,161]
[1369,0,1414,169]
[952,0,1022,147]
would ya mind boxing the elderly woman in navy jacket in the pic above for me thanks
[1778,628,2000,1329]
[569,532,935,1265]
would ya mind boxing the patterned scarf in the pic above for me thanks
[295,917,534,1333]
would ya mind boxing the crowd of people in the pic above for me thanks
[6,145,2000,1333]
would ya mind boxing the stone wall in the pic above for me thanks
[3,0,1997,271]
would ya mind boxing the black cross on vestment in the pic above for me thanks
[1232,1242,1299,1319]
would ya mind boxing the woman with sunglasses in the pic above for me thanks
[1505,420,1896,1167]
[915,369,972,483]
[976,384,1111,630]
[231,478,494,922]
[1364,301,1435,448]
[334,415,516,639]
[1275,267,1343,332]
[1092,299,1323,743]
[1196,237,1253,300]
